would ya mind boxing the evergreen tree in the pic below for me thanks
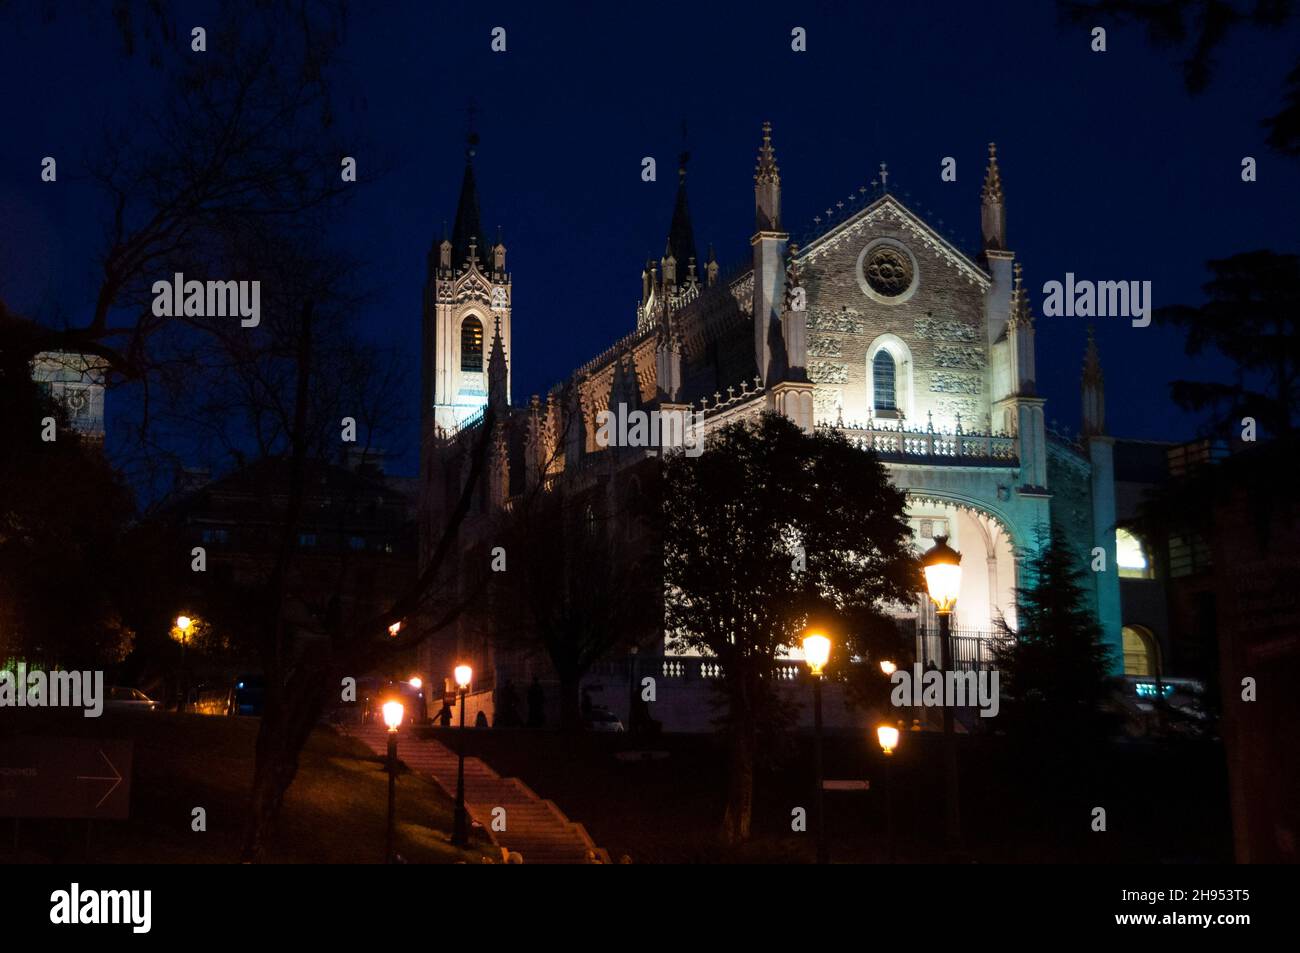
[993,526,1117,752]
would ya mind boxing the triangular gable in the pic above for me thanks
[797,194,990,289]
[452,262,494,301]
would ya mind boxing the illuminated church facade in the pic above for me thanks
[418,124,1144,718]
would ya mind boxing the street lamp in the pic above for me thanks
[876,723,900,862]
[921,534,963,850]
[879,659,897,676]
[802,630,831,864]
[451,663,473,847]
[876,724,900,755]
[175,615,193,711]
[382,700,404,863]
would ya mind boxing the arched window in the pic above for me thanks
[1116,528,1152,579]
[873,351,897,411]
[461,316,484,372]
[865,334,912,421]
[1122,625,1159,676]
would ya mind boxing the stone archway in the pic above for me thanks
[905,491,1023,635]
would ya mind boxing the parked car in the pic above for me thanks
[583,705,625,733]
[105,687,160,712]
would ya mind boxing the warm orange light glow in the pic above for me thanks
[802,632,831,676]
[388,621,402,637]
[408,676,422,690]
[879,659,897,675]
[175,615,192,632]
[453,664,472,690]
[382,700,404,731]
[877,724,900,755]
[921,537,963,613]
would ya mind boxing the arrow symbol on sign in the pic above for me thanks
[76,749,123,808]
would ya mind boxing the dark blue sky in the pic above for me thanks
[3,1,1298,478]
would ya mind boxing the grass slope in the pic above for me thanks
[2,710,493,864]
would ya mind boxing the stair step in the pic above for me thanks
[344,726,603,863]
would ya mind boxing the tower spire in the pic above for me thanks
[666,149,698,287]
[981,142,1006,250]
[752,121,788,386]
[487,314,508,411]
[754,120,781,232]
[450,130,486,269]
[1081,325,1106,436]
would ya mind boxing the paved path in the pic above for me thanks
[348,724,607,864]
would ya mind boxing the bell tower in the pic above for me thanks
[423,132,512,438]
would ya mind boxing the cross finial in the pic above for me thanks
[879,162,889,188]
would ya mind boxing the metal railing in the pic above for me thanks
[913,627,1010,672]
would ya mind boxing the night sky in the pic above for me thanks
[4,1,1298,480]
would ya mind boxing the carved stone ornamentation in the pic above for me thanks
[914,317,978,342]
[929,372,982,395]
[934,344,986,370]
[807,310,866,334]
[862,245,914,297]
[812,388,843,412]
[808,336,843,358]
[809,362,849,384]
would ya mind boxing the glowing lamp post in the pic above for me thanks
[451,664,473,847]
[876,724,900,755]
[802,630,831,865]
[922,535,963,850]
[879,659,897,676]
[175,615,194,711]
[382,700,404,863]
[876,723,900,862]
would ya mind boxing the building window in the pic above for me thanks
[1116,528,1152,579]
[461,316,484,372]
[873,351,897,411]
[1122,625,1159,676]
[1169,531,1212,578]
[298,533,317,548]
[348,536,366,551]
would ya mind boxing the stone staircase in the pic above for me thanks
[347,724,608,864]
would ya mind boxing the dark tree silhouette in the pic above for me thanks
[1156,250,1300,441]
[662,413,918,844]
[0,2,491,860]
[1062,1,1300,156]
[0,343,136,668]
